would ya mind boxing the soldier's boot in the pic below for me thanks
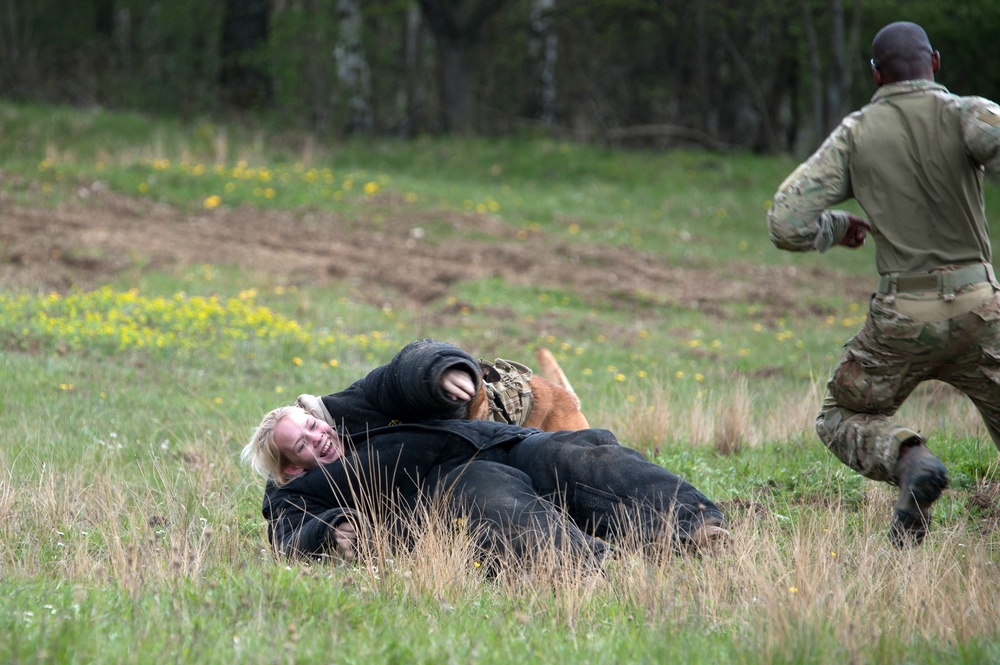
[888,443,949,548]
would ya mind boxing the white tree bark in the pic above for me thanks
[530,0,557,124]
[334,0,373,134]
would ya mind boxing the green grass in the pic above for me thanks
[2,100,1000,664]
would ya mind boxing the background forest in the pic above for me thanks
[3,0,999,154]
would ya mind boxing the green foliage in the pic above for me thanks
[5,0,1000,150]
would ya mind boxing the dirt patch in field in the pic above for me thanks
[0,180,871,321]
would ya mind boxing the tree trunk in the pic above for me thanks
[722,30,779,152]
[219,0,272,109]
[801,0,824,147]
[303,0,332,133]
[529,0,557,125]
[438,40,472,134]
[0,0,31,96]
[334,0,372,134]
[416,0,507,135]
[401,4,425,137]
[694,1,710,134]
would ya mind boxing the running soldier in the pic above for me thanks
[768,21,1000,546]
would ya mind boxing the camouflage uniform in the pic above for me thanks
[768,80,1000,483]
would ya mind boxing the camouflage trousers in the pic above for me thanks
[817,284,1000,483]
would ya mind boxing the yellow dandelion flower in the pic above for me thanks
[695,373,704,382]
[363,181,379,195]
[614,373,625,382]
[204,195,222,209]
[568,223,580,234]
[789,587,798,594]
[329,359,340,367]
[213,397,223,404]
[675,371,684,379]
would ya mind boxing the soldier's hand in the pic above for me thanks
[839,214,872,249]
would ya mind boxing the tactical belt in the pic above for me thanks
[876,263,996,301]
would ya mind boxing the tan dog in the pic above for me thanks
[467,348,589,431]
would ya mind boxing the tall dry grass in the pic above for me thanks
[4,440,999,649]
[604,374,995,459]
[4,375,999,662]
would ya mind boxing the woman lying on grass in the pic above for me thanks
[242,339,729,569]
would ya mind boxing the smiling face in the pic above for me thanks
[273,407,344,478]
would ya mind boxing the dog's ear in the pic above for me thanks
[479,361,502,383]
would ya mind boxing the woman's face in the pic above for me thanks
[274,408,344,477]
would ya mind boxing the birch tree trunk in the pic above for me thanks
[400,4,426,136]
[334,0,373,134]
[529,0,557,125]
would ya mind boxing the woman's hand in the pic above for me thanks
[331,521,358,561]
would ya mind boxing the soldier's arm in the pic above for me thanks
[768,121,857,253]
[962,97,1000,176]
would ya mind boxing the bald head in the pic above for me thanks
[871,22,938,85]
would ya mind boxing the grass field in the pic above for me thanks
[2,101,1000,664]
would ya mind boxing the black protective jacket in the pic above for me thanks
[261,339,726,558]
[262,339,539,555]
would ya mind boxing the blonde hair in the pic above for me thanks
[241,405,304,486]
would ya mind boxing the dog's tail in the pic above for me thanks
[534,347,581,409]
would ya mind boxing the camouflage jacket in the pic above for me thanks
[768,80,1000,275]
